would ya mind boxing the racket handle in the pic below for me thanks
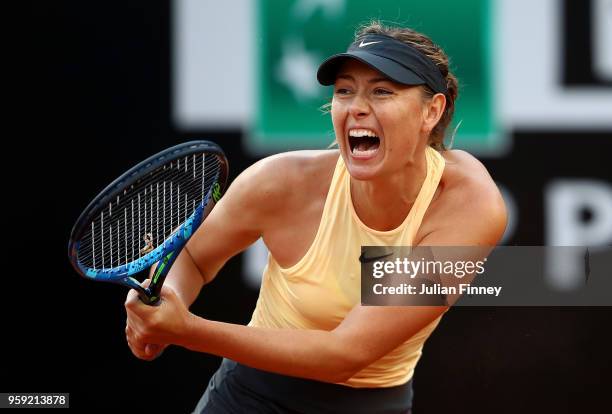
[141,248,182,306]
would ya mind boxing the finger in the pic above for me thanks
[127,321,162,356]
[145,343,163,359]
[126,323,152,352]
[126,315,159,361]
[125,287,141,309]
[145,343,159,355]
[126,328,145,353]
[127,340,153,360]
[146,344,168,360]
[125,298,152,323]
[126,306,147,323]
[126,330,155,360]
[125,324,141,343]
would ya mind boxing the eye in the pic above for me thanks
[334,87,352,95]
[373,88,393,96]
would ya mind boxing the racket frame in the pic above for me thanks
[68,140,228,304]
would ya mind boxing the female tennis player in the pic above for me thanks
[125,21,507,413]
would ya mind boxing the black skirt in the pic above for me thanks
[193,358,413,414]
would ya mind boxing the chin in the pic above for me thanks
[344,157,383,181]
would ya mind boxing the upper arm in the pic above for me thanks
[185,154,294,283]
[419,176,508,247]
[419,149,508,246]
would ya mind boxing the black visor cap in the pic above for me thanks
[316,34,447,94]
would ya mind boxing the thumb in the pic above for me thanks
[145,344,160,357]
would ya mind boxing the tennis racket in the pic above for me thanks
[68,140,228,305]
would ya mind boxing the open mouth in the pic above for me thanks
[348,129,380,157]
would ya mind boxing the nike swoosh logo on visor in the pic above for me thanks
[358,40,382,48]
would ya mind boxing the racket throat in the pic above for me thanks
[141,250,179,305]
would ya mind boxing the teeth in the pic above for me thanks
[349,128,378,138]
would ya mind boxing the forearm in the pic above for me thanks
[150,247,205,307]
[179,318,358,383]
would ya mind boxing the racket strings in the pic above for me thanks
[82,163,219,266]
[81,159,219,269]
[77,153,221,270]
[82,180,211,268]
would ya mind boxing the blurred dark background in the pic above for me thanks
[8,0,611,413]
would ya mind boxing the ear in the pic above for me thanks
[421,93,446,134]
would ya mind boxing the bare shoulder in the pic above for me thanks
[272,149,339,187]
[225,149,339,227]
[441,149,501,198]
[417,149,507,245]
[241,149,339,199]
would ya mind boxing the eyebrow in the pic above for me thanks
[336,74,391,84]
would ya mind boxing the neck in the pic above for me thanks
[350,150,428,232]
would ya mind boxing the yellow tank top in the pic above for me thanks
[248,146,446,388]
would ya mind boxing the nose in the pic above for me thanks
[348,93,370,119]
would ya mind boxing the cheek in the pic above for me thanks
[386,103,422,129]
[331,105,346,135]
[380,108,422,149]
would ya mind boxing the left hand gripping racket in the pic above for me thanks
[68,141,228,305]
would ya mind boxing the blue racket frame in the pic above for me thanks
[68,141,228,305]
